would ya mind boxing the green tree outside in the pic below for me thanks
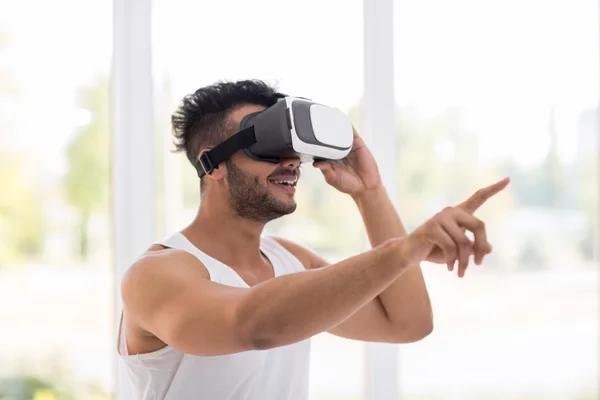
[64,76,110,262]
[0,152,45,267]
[0,28,45,267]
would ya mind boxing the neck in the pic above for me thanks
[181,196,266,267]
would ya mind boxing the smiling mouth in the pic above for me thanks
[267,176,298,193]
[269,179,297,187]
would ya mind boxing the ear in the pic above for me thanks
[198,148,227,182]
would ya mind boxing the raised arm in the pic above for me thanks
[121,239,407,357]
[122,176,507,357]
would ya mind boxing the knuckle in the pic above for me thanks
[422,223,435,235]
[443,245,455,255]
[458,236,470,246]
[442,242,455,251]
[475,189,487,199]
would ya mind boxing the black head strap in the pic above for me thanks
[195,126,257,178]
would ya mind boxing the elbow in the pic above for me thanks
[235,315,263,351]
[234,291,306,351]
[242,324,281,351]
[411,318,434,341]
[234,300,280,351]
[391,317,434,343]
[238,313,296,351]
[238,313,272,350]
[249,334,276,351]
[243,317,288,350]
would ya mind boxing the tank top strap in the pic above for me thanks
[155,232,308,285]
[260,236,308,274]
[155,232,226,284]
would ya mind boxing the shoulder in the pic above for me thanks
[267,236,329,270]
[121,246,210,304]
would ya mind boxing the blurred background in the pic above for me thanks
[0,0,597,399]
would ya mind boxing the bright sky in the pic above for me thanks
[0,0,598,169]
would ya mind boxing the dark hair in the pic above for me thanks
[172,79,286,171]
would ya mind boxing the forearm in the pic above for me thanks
[353,185,433,331]
[238,239,407,349]
[353,184,409,245]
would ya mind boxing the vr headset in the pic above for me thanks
[195,97,354,177]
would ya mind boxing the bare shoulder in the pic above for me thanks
[120,246,210,307]
[119,245,255,356]
[269,236,329,270]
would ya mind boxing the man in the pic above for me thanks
[117,80,509,399]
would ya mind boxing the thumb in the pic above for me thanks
[314,161,337,183]
[313,161,335,173]
[313,160,330,169]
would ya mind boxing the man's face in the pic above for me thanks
[224,105,301,223]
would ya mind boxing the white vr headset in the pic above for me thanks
[195,97,354,177]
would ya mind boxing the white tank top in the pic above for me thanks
[117,232,312,400]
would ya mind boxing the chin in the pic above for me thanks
[273,199,297,215]
[277,200,297,216]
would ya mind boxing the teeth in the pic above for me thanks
[272,180,295,186]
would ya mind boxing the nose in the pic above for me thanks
[280,157,301,169]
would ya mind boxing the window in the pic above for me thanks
[5,1,597,399]
[0,1,114,399]
[394,0,599,398]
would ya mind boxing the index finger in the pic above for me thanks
[459,177,510,213]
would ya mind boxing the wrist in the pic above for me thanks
[378,237,411,271]
[351,182,387,204]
